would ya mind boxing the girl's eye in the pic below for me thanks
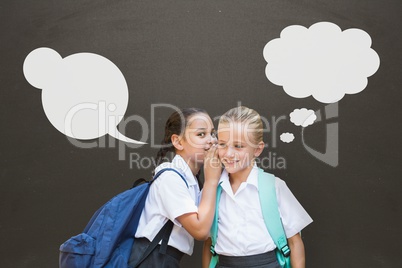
[197,132,206,137]
[234,144,243,149]
[211,132,217,139]
[217,143,226,148]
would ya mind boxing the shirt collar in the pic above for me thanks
[219,164,260,193]
[247,165,259,188]
[156,155,198,186]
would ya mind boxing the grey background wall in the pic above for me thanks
[1,1,401,267]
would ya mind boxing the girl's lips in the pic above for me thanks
[223,159,239,165]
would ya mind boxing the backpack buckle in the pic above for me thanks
[210,246,217,256]
[280,245,291,257]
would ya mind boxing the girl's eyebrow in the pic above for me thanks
[187,127,205,131]
[194,127,215,131]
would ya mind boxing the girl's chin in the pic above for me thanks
[223,164,252,174]
[223,165,240,172]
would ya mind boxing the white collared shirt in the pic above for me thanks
[215,165,313,256]
[135,155,200,255]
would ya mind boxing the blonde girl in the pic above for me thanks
[129,108,221,267]
[203,106,312,268]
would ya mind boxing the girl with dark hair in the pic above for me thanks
[129,108,221,267]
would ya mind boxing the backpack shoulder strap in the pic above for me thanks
[152,168,189,188]
[130,220,174,267]
[131,167,188,267]
[209,182,222,268]
[258,168,290,258]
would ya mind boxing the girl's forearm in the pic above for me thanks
[176,181,218,240]
[195,180,219,238]
[177,145,221,240]
[192,145,221,239]
[176,180,218,240]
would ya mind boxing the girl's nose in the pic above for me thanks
[211,134,218,145]
[225,146,235,158]
[208,133,218,145]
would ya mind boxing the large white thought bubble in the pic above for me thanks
[23,47,144,144]
[290,108,317,127]
[263,22,380,103]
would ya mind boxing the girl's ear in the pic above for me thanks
[171,134,183,151]
[254,141,265,157]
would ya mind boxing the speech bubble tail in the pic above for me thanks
[109,130,147,144]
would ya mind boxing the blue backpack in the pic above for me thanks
[209,169,291,268]
[59,168,188,268]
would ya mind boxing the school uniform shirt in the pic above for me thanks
[135,155,200,255]
[215,165,313,256]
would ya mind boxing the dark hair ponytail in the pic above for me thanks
[154,107,207,169]
[154,145,172,167]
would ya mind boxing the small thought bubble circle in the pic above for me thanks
[280,133,295,143]
[290,108,317,127]
[23,47,144,144]
[263,21,380,103]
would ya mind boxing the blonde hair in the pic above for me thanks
[219,106,263,144]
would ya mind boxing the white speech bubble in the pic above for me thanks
[290,108,317,127]
[263,22,380,103]
[23,47,145,144]
[280,132,295,143]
